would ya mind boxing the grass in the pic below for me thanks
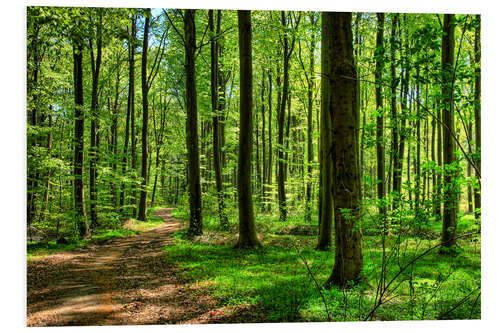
[164,205,481,322]
[27,206,165,261]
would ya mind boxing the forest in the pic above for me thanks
[26,6,481,325]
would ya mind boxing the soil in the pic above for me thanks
[27,208,264,326]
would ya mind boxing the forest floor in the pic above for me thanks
[27,208,261,326]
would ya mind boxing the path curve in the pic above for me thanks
[27,208,223,326]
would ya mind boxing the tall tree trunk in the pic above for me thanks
[473,14,481,220]
[415,67,422,216]
[185,9,203,235]
[209,10,229,228]
[375,13,386,223]
[306,13,317,222]
[277,11,289,221]
[261,66,267,210]
[440,14,458,250]
[316,12,333,250]
[235,10,260,248]
[266,69,273,212]
[120,16,136,212]
[89,11,103,230]
[324,12,363,287]
[72,36,89,238]
[394,14,408,210]
[137,9,150,221]
[390,13,399,207]
[130,16,138,214]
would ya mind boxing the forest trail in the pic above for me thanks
[27,208,250,326]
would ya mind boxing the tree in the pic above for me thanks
[209,9,229,229]
[440,14,457,251]
[184,9,203,236]
[375,13,386,223]
[323,12,363,286]
[88,8,103,229]
[137,8,151,221]
[316,10,333,251]
[72,23,90,238]
[235,10,260,248]
[473,14,481,220]
[120,14,137,212]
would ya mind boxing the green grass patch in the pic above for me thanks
[164,210,481,322]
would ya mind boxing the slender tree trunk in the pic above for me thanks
[473,14,481,220]
[137,9,150,221]
[185,9,203,235]
[375,13,386,223]
[72,36,89,238]
[277,11,289,221]
[261,66,267,210]
[129,17,138,214]
[323,12,363,287]
[235,10,260,248]
[440,14,458,250]
[415,67,422,215]
[120,17,136,212]
[306,14,316,222]
[266,69,273,212]
[209,10,229,228]
[390,13,399,205]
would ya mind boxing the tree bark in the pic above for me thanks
[185,9,203,235]
[375,13,386,222]
[316,11,334,251]
[209,10,229,228]
[137,9,150,221]
[473,14,481,220]
[440,14,458,250]
[323,12,363,287]
[235,10,260,248]
[72,36,89,238]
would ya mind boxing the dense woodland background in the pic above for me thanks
[26,7,481,322]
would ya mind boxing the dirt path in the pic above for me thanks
[27,208,255,326]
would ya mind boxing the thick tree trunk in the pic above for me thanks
[185,9,203,235]
[323,12,363,287]
[72,37,89,238]
[440,14,458,250]
[137,9,150,221]
[235,10,260,248]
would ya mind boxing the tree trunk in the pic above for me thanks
[137,9,150,221]
[440,14,458,250]
[316,11,333,251]
[185,9,203,235]
[72,36,89,238]
[130,16,138,214]
[235,10,260,248]
[375,13,386,222]
[209,10,229,228]
[473,14,481,220]
[277,11,289,222]
[120,16,136,212]
[390,13,399,206]
[306,13,317,222]
[323,12,363,287]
